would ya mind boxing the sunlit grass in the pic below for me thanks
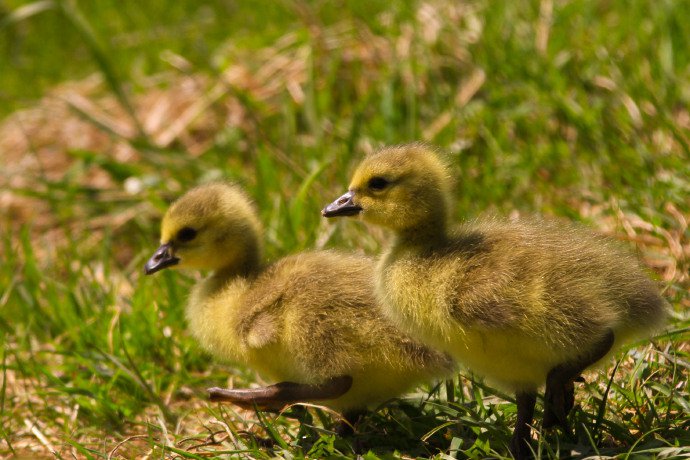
[1,0,689,458]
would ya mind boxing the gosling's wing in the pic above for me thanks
[236,264,287,349]
[439,227,537,328]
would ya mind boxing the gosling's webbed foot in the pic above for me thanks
[208,375,353,411]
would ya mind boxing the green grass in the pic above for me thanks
[1,0,689,458]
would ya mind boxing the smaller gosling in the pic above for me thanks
[145,182,454,428]
[323,144,668,458]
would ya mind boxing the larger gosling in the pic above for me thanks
[145,182,453,427]
[323,144,668,458]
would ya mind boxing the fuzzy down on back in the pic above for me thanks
[379,217,667,391]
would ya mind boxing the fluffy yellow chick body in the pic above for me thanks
[146,182,453,416]
[377,217,661,392]
[323,143,667,457]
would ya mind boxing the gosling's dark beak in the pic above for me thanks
[322,191,362,218]
[144,242,180,275]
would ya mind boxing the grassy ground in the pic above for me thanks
[1,0,689,458]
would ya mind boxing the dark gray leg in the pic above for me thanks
[543,329,615,430]
[510,391,537,460]
[208,375,353,411]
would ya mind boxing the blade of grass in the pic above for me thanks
[594,359,620,445]
[100,324,176,424]
[255,408,289,450]
[56,0,148,143]
[0,348,14,456]
[0,0,55,29]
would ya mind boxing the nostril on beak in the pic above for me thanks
[153,245,171,261]
[338,197,348,205]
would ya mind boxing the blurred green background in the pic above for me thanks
[1,0,688,458]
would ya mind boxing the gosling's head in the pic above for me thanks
[323,144,452,233]
[145,182,262,275]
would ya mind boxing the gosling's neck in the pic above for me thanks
[394,209,450,250]
[205,239,264,293]
[186,239,263,362]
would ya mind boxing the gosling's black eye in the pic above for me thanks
[177,227,197,242]
[368,177,390,191]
